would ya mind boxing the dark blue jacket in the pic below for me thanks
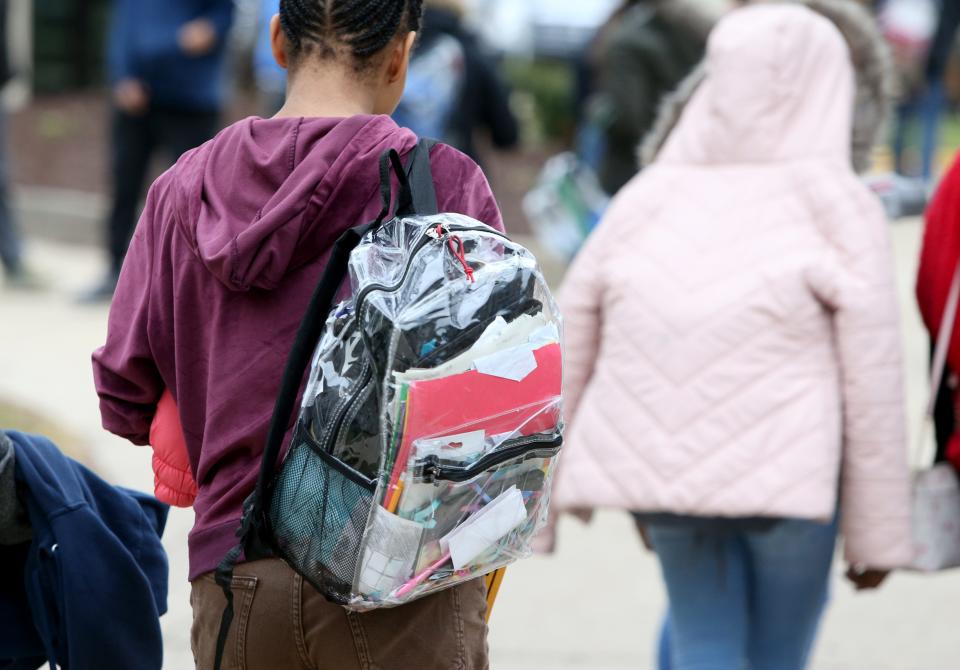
[0,432,169,670]
[107,0,234,112]
[927,1,960,81]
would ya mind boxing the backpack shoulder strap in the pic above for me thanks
[211,219,372,670]
[396,138,438,218]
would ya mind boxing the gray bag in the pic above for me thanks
[909,262,960,572]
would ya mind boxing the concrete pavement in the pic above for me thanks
[1,218,958,669]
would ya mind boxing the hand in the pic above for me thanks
[114,79,150,115]
[178,18,218,57]
[569,507,593,523]
[530,525,556,555]
[845,565,890,591]
[632,517,655,552]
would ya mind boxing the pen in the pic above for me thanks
[394,552,451,599]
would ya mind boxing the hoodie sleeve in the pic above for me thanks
[92,175,172,446]
[808,175,913,570]
[430,144,505,232]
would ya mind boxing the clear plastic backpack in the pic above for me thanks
[213,140,563,661]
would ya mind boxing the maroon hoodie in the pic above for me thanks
[92,115,504,580]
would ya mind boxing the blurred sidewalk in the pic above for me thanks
[2,192,960,668]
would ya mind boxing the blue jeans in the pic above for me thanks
[648,517,838,670]
[892,81,945,183]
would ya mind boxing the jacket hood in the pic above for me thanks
[641,0,893,173]
[172,115,417,292]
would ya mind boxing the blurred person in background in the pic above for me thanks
[590,0,713,195]
[393,0,518,164]
[925,0,959,86]
[917,150,960,466]
[81,0,234,302]
[0,0,34,289]
[573,0,641,129]
[878,0,941,182]
[572,0,642,175]
[916,0,960,181]
[915,1,960,466]
[548,3,912,668]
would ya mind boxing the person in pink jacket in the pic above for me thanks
[552,3,913,668]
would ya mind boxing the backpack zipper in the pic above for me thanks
[352,222,509,318]
[417,433,563,484]
[318,362,373,456]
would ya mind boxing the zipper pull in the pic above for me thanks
[426,223,447,240]
[425,224,474,283]
[448,235,475,283]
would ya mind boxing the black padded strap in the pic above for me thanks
[407,138,438,216]
[214,138,439,670]
[252,221,378,513]
[377,148,395,223]
[399,138,438,217]
[388,149,413,218]
[250,139,436,518]
[217,220,380,670]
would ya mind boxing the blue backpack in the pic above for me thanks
[394,34,466,141]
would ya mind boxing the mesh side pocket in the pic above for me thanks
[268,439,376,604]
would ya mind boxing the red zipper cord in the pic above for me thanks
[448,235,475,283]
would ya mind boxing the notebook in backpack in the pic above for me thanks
[219,140,563,621]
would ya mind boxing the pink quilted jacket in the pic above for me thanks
[554,4,913,569]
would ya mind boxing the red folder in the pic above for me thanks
[385,343,562,503]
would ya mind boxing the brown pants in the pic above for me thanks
[190,559,490,670]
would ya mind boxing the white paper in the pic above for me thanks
[396,313,549,384]
[474,345,538,382]
[528,323,560,348]
[415,430,487,462]
[440,486,528,570]
[474,316,509,349]
[358,507,424,596]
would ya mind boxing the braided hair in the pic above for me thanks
[279,0,424,71]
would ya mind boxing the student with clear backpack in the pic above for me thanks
[93,1,516,667]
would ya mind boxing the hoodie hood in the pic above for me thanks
[642,0,893,173]
[173,115,418,292]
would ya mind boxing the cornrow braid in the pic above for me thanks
[279,0,424,70]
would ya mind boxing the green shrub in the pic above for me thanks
[504,57,576,145]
